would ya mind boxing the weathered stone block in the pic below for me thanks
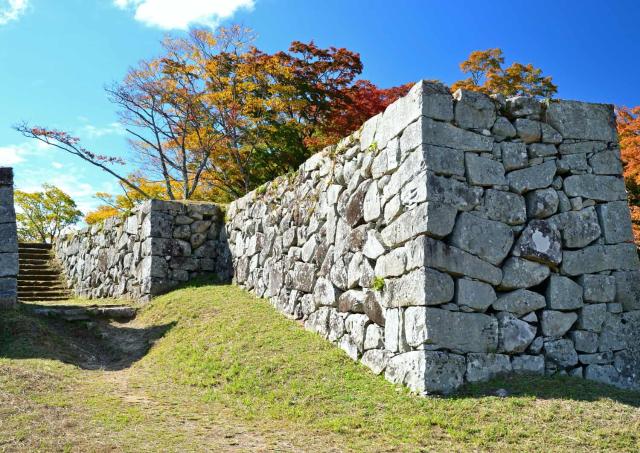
[545,100,617,142]
[465,154,506,187]
[596,201,634,244]
[541,310,578,337]
[466,353,512,383]
[526,188,559,219]
[453,89,496,130]
[507,161,557,194]
[455,278,496,312]
[404,307,498,352]
[499,257,550,290]
[383,268,454,308]
[493,289,546,316]
[513,219,562,266]
[500,142,528,171]
[612,271,640,311]
[380,201,457,248]
[544,339,579,368]
[483,189,526,225]
[385,350,465,395]
[511,355,545,374]
[450,212,513,266]
[546,275,583,310]
[562,244,640,276]
[411,236,502,285]
[578,274,616,303]
[497,312,536,353]
[563,175,626,201]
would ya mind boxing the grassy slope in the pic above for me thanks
[1,281,639,452]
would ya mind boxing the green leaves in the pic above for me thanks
[15,184,82,243]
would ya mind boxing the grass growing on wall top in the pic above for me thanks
[1,280,639,452]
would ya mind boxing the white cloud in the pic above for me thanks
[0,0,28,25]
[114,0,254,30]
[80,122,126,139]
[0,140,48,166]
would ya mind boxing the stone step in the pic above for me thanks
[18,242,52,250]
[19,252,52,261]
[30,305,136,322]
[18,289,71,298]
[18,269,60,280]
[18,280,66,288]
[19,297,71,302]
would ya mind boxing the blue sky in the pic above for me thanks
[1,0,639,214]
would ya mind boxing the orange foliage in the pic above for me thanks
[452,48,557,98]
[616,106,640,243]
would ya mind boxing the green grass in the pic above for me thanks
[1,280,639,451]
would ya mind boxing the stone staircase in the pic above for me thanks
[18,243,72,302]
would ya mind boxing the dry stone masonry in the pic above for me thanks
[55,200,230,301]
[0,167,18,309]
[226,81,640,394]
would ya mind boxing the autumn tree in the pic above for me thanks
[616,106,640,243]
[15,184,82,243]
[452,48,557,98]
[20,25,412,222]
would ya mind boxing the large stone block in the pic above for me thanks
[546,275,583,310]
[499,257,550,290]
[545,100,617,142]
[497,312,536,353]
[385,350,466,395]
[578,274,616,303]
[453,89,496,130]
[541,310,578,337]
[465,154,506,187]
[383,268,454,308]
[450,212,514,266]
[563,175,626,201]
[613,271,640,311]
[596,201,634,244]
[493,289,546,316]
[404,307,498,352]
[550,207,601,249]
[410,236,502,285]
[507,161,557,194]
[0,252,18,278]
[424,172,483,211]
[403,116,494,153]
[455,278,496,312]
[562,244,640,276]
[513,219,562,266]
[380,201,457,247]
[483,189,526,225]
[466,353,512,383]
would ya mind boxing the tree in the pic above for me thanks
[14,184,82,243]
[313,80,413,149]
[616,106,640,243]
[19,26,413,219]
[452,48,557,98]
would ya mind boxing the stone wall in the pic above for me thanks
[0,167,18,309]
[55,199,230,301]
[227,81,640,394]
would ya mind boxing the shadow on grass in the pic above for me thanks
[454,372,640,408]
[0,302,175,371]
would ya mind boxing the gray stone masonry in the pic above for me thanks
[55,200,231,301]
[0,167,18,309]
[227,81,640,394]
[53,81,640,395]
